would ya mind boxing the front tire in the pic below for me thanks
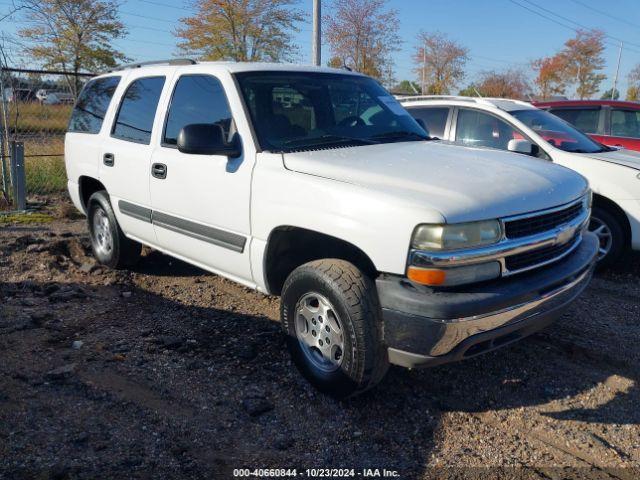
[280,259,389,398]
[589,206,625,268]
[87,191,141,269]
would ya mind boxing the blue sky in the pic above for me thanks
[2,0,640,96]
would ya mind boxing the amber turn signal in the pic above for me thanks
[407,266,447,286]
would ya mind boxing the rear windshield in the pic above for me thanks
[235,71,428,152]
[68,76,121,134]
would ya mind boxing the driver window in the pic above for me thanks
[455,109,517,151]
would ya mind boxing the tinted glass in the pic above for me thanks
[68,76,120,134]
[164,75,233,145]
[611,109,640,138]
[511,109,608,153]
[409,107,449,139]
[236,71,428,152]
[112,76,165,144]
[548,108,599,133]
[455,109,518,150]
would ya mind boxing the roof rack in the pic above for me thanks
[396,95,479,103]
[105,58,197,73]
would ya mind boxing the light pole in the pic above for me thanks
[312,0,321,66]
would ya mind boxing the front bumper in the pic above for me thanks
[377,232,599,368]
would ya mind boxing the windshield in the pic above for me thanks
[511,108,609,154]
[235,71,429,152]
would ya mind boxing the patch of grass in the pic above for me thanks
[8,102,72,134]
[21,137,68,194]
[0,211,54,224]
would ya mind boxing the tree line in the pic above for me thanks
[13,0,640,101]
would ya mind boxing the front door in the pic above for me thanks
[149,73,254,283]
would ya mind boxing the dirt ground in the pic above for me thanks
[1,203,640,479]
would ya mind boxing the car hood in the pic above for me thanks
[584,148,640,171]
[282,141,588,223]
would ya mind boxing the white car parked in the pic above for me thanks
[65,60,597,397]
[398,96,640,266]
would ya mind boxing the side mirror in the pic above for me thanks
[507,139,534,155]
[177,123,241,157]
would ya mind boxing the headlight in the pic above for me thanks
[411,220,502,251]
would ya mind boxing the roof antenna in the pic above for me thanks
[473,87,483,98]
[342,61,352,72]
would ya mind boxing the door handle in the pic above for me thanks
[103,153,115,167]
[151,163,167,179]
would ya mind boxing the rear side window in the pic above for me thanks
[68,76,120,134]
[548,108,599,134]
[163,75,232,145]
[611,109,640,138]
[112,76,165,144]
[409,107,449,139]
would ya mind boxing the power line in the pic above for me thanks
[520,0,640,50]
[508,0,640,55]
[566,0,640,30]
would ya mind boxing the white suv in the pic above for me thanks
[398,95,640,267]
[65,60,598,397]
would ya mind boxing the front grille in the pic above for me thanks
[504,202,583,239]
[505,236,579,272]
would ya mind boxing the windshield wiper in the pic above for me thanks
[280,134,379,149]
[369,131,431,142]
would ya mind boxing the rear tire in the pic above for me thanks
[87,191,141,269]
[589,206,625,269]
[280,259,389,399]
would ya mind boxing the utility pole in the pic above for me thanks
[312,0,321,66]
[612,41,623,100]
[422,41,426,94]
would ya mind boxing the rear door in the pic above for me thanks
[605,107,640,151]
[405,106,451,140]
[99,68,170,243]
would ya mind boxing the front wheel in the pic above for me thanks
[280,259,389,398]
[589,206,625,268]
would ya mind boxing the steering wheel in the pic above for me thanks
[338,116,365,127]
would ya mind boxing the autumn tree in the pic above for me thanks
[18,0,127,97]
[458,84,481,97]
[476,69,530,99]
[392,80,420,95]
[532,54,567,99]
[176,0,304,62]
[413,31,468,95]
[561,29,606,99]
[627,64,640,101]
[600,88,619,100]
[325,0,400,84]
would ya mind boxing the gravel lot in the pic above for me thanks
[1,202,639,479]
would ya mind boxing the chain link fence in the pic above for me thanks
[1,67,94,211]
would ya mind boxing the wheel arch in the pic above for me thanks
[78,176,107,214]
[263,226,379,296]
[592,193,631,247]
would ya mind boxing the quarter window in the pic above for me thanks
[68,76,120,134]
[611,109,640,138]
[164,75,233,145]
[112,76,165,144]
[548,108,599,134]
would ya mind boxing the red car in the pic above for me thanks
[533,100,640,151]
